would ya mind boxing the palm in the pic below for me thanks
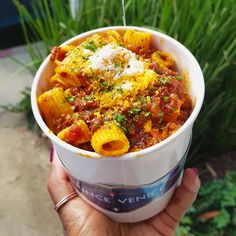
[61,199,174,236]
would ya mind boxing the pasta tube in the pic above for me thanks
[106,30,122,44]
[57,120,91,145]
[50,74,71,88]
[38,87,73,133]
[124,29,151,49]
[151,51,175,69]
[91,122,130,156]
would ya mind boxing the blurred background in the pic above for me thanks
[0,0,236,235]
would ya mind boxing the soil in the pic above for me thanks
[197,151,236,182]
[0,111,62,236]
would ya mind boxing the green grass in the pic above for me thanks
[13,0,236,163]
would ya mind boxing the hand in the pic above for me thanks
[48,148,200,236]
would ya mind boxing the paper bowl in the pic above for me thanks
[31,26,204,222]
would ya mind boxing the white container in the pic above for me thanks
[31,26,205,222]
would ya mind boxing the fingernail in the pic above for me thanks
[49,146,54,162]
[192,168,199,176]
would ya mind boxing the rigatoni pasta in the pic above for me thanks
[37,29,193,156]
[91,122,130,156]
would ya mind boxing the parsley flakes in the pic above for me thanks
[83,41,97,52]
[159,77,170,85]
[66,95,75,102]
[114,113,127,132]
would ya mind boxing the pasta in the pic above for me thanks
[38,29,193,156]
[57,120,91,146]
[91,122,130,156]
[124,29,151,49]
[38,87,73,133]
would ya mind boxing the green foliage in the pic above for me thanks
[0,87,38,130]
[12,0,236,161]
[177,172,236,235]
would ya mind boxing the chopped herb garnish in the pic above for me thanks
[114,113,126,123]
[144,112,151,117]
[114,85,123,93]
[158,111,164,123]
[98,41,105,47]
[163,96,169,102]
[100,81,109,87]
[139,97,147,104]
[175,76,183,81]
[114,62,121,68]
[115,121,127,132]
[128,107,141,116]
[132,108,141,114]
[114,113,127,132]
[66,95,75,102]
[83,41,97,52]
[87,92,94,101]
[81,55,89,61]
[82,92,94,102]
[159,77,170,85]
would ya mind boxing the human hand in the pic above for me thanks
[48,148,200,236]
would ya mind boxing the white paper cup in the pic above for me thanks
[31,26,204,222]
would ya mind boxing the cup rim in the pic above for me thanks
[31,26,205,160]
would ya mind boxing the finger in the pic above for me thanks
[47,147,94,218]
[148,168,200,234]
[165,168,200,221]
[47,146,75,205]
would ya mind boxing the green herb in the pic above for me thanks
[114,113,126,123]
[132,107,141,114]
[144,112,151,117]
[100,81,109,87]
[82,92,94,102]
[114,113,127,132]
[159,77,170,85]
[158,111,164,123]
[81,55,89,61]
[83,41,97,52]
[87,92,94,101]
[115,85,123,93]
[163,96,169,102]
[175,76,183,81]
[139,97,146,104]
[66,95,75,102]
[114,62,121,68]
[114,121,127,132]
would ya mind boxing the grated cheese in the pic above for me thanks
[88,43,144,79]
[121,81,133,91]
